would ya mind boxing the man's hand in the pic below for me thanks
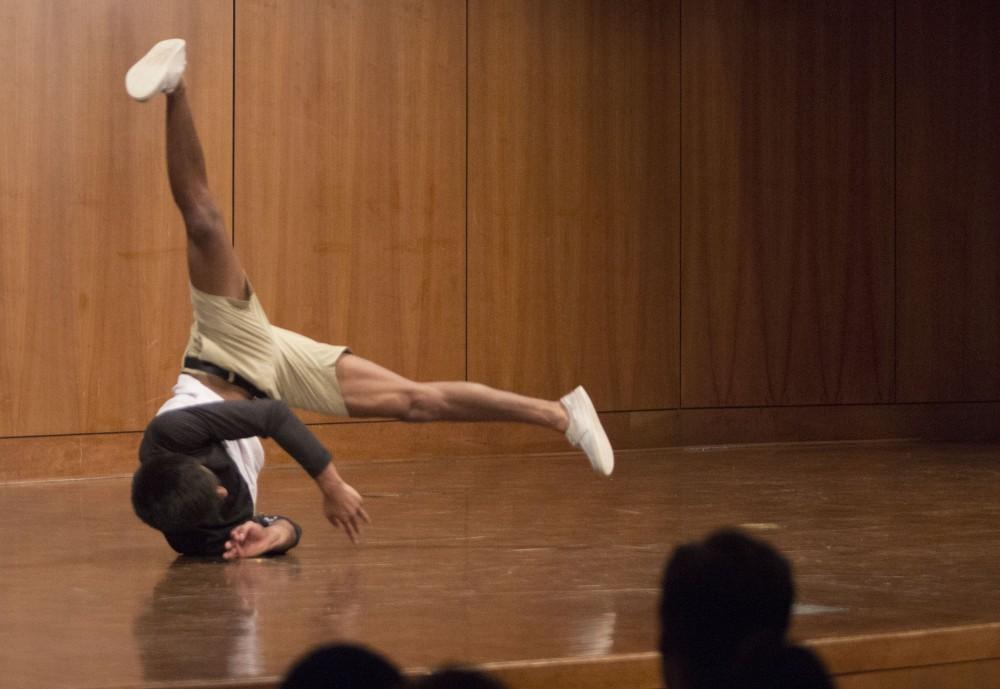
[321,479,371,544]
[223,520,295,560]
[314,462,371,544]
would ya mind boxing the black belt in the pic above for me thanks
[183,357,270,399]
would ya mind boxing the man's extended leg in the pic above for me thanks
[336,355,614,475]
[337,355,566,428]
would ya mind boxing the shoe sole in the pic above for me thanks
[125,38,185,101]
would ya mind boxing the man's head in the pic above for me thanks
[132,456,227,532]
[658,528,794,689]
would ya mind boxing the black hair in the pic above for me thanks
[281,644,404,689]
[413,667,508,689]
[659,529,831,689]
[131,455,222,532]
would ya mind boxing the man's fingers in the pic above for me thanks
[230,522,251,543]
[340,516,359,544]
[224,538,245,558]
[328,504,367,544]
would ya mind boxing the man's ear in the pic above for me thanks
[215,485,229,499]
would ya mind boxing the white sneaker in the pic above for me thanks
[561,386,614,476]
[125,38,186,101]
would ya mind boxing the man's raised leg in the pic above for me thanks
[165,82,247,300]
[129,39,246,299]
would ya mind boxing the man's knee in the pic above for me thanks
[401,385,446,422]
[182,201,225,248]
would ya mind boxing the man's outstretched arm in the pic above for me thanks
[142,399,369,542]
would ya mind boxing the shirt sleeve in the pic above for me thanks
[140,399,332,477]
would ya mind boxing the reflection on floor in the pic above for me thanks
[3,442,1000,689]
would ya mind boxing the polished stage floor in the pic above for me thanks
[3,441,1000,688]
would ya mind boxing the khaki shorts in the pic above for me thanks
[181,284,351,417]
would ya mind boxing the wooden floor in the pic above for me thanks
[3,442,1000,689]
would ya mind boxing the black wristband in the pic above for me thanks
[252,514,302,555]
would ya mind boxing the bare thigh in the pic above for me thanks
[334,354,419,418]
[333,353,565,429]
[184,206,248,300]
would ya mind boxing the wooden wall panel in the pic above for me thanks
[5,0,1000,480]
[896,0,1000,402]
[0,1,233,437]
[235,0,466,411]
[468,0,679,411]
[681,1,894,407]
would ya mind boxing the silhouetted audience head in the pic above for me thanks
[413,667,508,689]
[282,643,404,689]
[659,529,834,689]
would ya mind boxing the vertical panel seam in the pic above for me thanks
[677,0,683,410]
[892,0,897,403]
[232,0,237,249]
[465,0,470,382]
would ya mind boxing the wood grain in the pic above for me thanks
[681,0,894,407]
[467,0,679,411]
[0,0,233,436]
[895,0,1000,402]
[235,0,466,426]
[836,659,1000,689]
[6,444,1000,687]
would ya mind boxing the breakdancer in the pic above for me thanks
[127,39,614,559]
